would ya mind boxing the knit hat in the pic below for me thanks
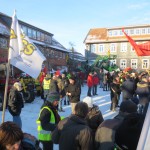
[82,96,93,108]
[47,92,60,103]
[69,76,76,81]
[120,100,137,113]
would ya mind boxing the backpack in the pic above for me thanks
[22,133,42,150]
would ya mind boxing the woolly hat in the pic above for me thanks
[47,92,60,103]
[69,76,76,81]
[120,100,137,113]
[82,96,93,108]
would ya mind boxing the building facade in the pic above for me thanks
[84,25,150,71]
[0,12,70,76]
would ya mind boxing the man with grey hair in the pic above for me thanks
[52,102,94,150]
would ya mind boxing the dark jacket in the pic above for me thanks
[121,78,136,101]
[136,80,150,105]
[8,87,24,116]
[67,82,81,103]
[86,105,104,133]
[39,101,60,131]
[49,79,59,93]
[61,77,69,93]
[95,113,126,150]
[52,114,93,150]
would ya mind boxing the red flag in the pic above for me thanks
[122,29,150,56]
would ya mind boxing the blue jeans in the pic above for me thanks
[13,115,22,129]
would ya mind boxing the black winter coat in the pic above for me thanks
[121,79,136,100]
[39,101,61,131]
[67,82,81,103]
[52,114,93,150]
[86,105,104,133]
[136,80,150,105]
[8,87,24,116]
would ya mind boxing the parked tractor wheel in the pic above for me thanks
[24,90,35,103]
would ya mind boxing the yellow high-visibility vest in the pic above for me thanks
[36,106,55,141]
[43,79,50,90]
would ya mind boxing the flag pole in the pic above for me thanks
[1,59,11,123]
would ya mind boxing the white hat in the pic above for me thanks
[82,96,93,108]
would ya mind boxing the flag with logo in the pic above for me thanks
[122,29,150,56]
[9,11,46,79]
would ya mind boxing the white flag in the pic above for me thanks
[9,11,46,79]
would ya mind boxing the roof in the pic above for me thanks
[84,25,150,44]
[0,12,53,36]
[31,39,70,53]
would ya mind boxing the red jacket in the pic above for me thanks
[87,75,93,87]
[93,75,99,85]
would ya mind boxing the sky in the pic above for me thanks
[1,0,150,55]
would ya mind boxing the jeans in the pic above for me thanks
[13,115,22,128]
[58,97,65,110]
[87,87,92,96]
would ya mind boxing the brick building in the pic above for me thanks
[0,12,70,76]
[84,25,150,71]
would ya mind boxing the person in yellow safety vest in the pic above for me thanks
[42,74,51,102]
[36,91,61,150]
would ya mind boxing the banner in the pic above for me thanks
[122,29,150,56]
[9,11,46,79]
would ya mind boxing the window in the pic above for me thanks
[135,29,140,35]
[142,59,149,69]
[121,43,127,52]
[131,59,137,69]
[113,30,118,36]
[37,31,41,40]
[120,59,127,69]
[141,28,146,34]
[120,30,123,36]
[45,35,52,44]
[99,44,104,52]
[0,38,7,49]
[91,44,95,52]
[32,30,36,39]
[21,25,27,35]
[130,29,134,35]
[28,28,32,38]
[108,31,112,36]
[147,28,150,34]
[41,33,45,41]
[110,43,117,52]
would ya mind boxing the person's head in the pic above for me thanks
[82,96,93,108]
[74,102,89,118]
[61,73,66,78]
[45,74,51,79]
[13,82,22,91]
[0,121,23,150]
[69,76,75,84]
[119,100,137,115]
[47,92,60,107]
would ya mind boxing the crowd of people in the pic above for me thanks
[0,68,150,150]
